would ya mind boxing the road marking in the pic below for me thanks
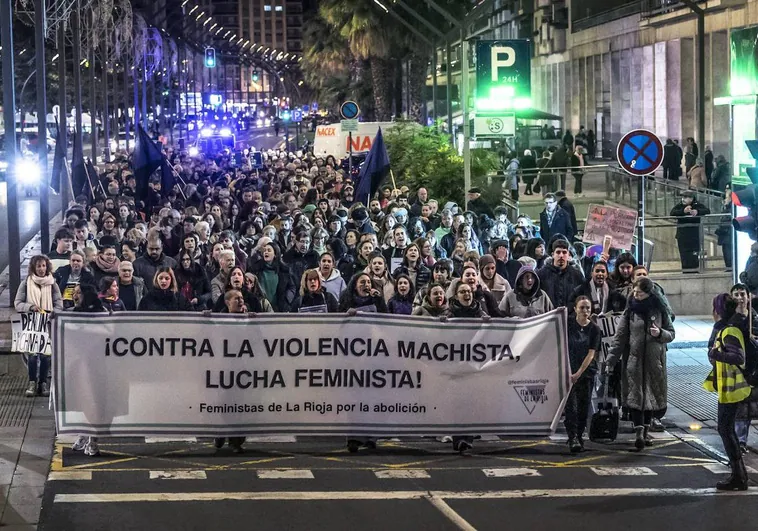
[149,470,207,480]
[245,436,297,443]
[49,471,93,481]
[482,468,541,478]
[54,488,758,504]
[374,469,430,479]
[702,463,758,474]
[257,469,314,479]
[145,437,198,444]
[427,495,477,531]
[591,466,657,476]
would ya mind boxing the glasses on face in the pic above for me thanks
[457,289,472,295]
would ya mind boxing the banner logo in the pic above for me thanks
[513,384,548,414]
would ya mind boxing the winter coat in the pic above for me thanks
[519,154,538,185]
[393,263,431,292]
[117,277,146,311]
[498,266,554,318]
[281,248,320,287]
[446,279,502,317]
[387,295,414,315]
[482,273,511,304]
[687,165,707,189]
[291,289,339,313]
[539,207,574,243]
[741,255,758,295]
[14,278,64,313]
[100,297,127,312]
[133,254,178,285]
[249,261,297,313]
[557,197,578,239]
[444,299,486,318]
[537,263,585,309]
[175,264,213,309]
[608,297,675,412]
[320,269,347,301]
[412,299,448,317]
[54,266,96,294]
[712,160,731,193]
[670,200,710,248]
[138,289,191,312]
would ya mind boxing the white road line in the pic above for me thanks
[49,471,93,481]
[257,469,314,480]
[149,471,207,480]
[426,495,477,531]
[702,463,758,474]
[53,488,758,504]
[374,470,430,479]
[482,468,541,478]
[591,466,657,476]
[145,437,198,444]
[245,436,297,443]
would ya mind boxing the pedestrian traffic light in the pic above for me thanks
[252,70,260,82]
[733,184,757,240]
[204,48,216,68]
[281,110,291,122]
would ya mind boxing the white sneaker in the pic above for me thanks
[72,436,88,451]
[24,381,36,397]
[84,438,100,456]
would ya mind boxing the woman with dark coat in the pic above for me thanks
[412,283,448,317]
[525,238,547,270]
[393,243,431,292]
[291,269,339,313]
[138,267,191,311]
[175,251,213,310]
[98,276,126,312]
[387,274,415,315]
[607,277,675,451]
[213,267,274,313]
[338,272,389,314]
[248,241,297,312]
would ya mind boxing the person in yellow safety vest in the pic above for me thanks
[704,293,751,491]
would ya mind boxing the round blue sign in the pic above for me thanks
[340,101,360,120]
[616,129,664,176]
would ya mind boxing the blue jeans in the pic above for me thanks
[28,354,49,384]
[736,419,750,446]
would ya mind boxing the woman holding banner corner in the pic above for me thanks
[14,255,63,398]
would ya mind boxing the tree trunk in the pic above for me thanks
[407,51,427,124]
[370,56,393,122]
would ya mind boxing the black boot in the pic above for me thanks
[213,438,225,449]
[716,460,749,491]
[568,436,582,454]
[644,425,653,447]
[634,426,645,450]
[347,439,361,453]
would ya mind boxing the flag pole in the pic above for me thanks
[163,157,188,200]
[81,158,96,200]
[390,169,397,190]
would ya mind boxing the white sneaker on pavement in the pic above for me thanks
[72,436,88,452]
[84,438,100,456]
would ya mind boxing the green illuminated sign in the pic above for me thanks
[730,27,758,96]
[476,40,532,112]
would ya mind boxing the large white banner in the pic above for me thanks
[53,310,570,437]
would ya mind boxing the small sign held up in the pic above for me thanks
[11,312,52,356]
[582,204,638,250]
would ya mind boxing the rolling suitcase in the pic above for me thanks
[589,370,619,442]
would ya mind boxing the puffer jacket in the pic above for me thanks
[499,265,554,318]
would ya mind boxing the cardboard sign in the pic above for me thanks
[595,312,623,366]
[11,312,53,356]
[583,204,638,251]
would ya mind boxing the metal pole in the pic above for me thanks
[461,33,471,210]
[90,43,98,161]
[58,22,70,208]
[637,174,646,265]
[697,13,705,159]
[124,62,131,151]
[1,0,21,299]
[35,0,50,253]
[432,45,438,128]
[348,131,353,177]
[103,19,110,162]
[72,1,83,171]
[446,41,453,136]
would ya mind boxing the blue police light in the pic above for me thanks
[219,127,232,137]
[204,48,216,68]
[200,128,213,137]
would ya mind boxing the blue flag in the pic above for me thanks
[160,159,175,197]
[134,124,164,200]
[71,130,87,198]
[50,122,66,194]
[354,128,390,202]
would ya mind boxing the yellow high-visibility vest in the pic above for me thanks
[703,326,751,404]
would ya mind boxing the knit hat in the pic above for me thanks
[302,204,317,215]
[352,208,368,221]
[479,254,496,269]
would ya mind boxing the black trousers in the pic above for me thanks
[677,238,699,271]
[564,377,592,437]
[629,408,652,427]
[718,402,742,465]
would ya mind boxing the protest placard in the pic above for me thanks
[582,204,638,250]
[11,312,52,356]
[53,311,570,437]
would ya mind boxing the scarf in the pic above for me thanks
[27,275,55,312]
[628,296,656,318]
[95,254,121,274]
[590,281,609,313]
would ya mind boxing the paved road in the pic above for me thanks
[38,429,758,530]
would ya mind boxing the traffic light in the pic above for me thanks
[252,70,260,82]
[204,48,216,68]
[733,184,757,240]
[281,110,291,122]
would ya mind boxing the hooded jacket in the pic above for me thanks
[498,266,554,318]
[319,268,347,300]
[537,261,585,308]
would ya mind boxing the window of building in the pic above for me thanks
[275,5,283,11]
[264,5,272,11]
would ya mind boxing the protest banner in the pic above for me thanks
[583,204,638,250]
[11,312,52,356]
[53,310,570,437]
[595,312,623,366]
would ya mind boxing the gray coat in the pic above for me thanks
[14,278,63,312]
[608,305,675,412]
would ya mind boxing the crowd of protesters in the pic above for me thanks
[11,139,755,468]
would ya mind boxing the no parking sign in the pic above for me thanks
[616,129,664,176]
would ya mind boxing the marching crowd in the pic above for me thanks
[11,142,757,489]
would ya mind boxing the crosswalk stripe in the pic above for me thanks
[591,466,657,476]
[701,463,758,474]
[482,468,541,478]
[49,471,93,481]
[256,469,314,479]
[374,470,430,479]
[145,437,198,444]
[149,470,207,480]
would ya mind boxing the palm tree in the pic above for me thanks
[319,0,395,121]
